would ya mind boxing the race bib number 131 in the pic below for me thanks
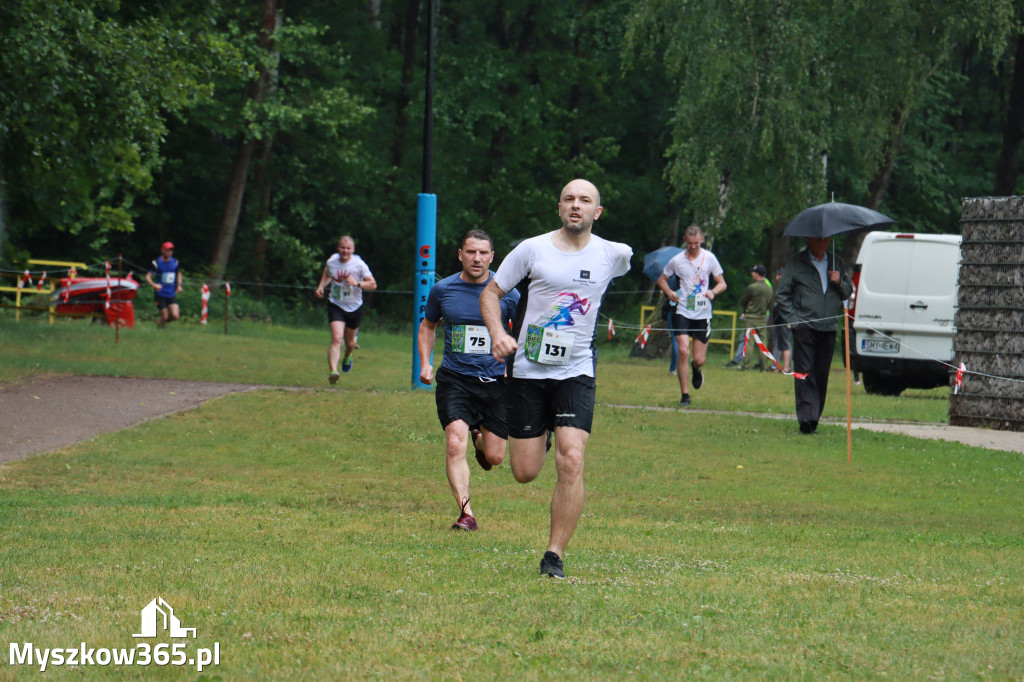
[525,324,571,366]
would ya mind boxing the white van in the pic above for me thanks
[849,231,961,395]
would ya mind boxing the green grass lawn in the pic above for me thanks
[1,316,1020,679]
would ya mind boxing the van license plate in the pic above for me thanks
[862,339,900,353]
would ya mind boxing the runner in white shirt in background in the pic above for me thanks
[315,235,377,383]
[481,178,632,579]
[657,225,727,406]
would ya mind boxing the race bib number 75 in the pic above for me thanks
[451,325,491,354]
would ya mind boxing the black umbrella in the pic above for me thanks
[642,246,682,282]
[783,202,895,238]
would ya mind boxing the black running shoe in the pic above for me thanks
[539,551,565,578]
[471,428,491,471]
[679,393,691,407]
[691,362,704,390]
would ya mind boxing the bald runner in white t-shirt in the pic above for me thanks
[481,178,632,579]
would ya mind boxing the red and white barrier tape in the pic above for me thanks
[635,324,651,349]
[36,271,47,291]
[104,261,112,309]
[200,284,210,324]
[607,318,615,340]
[954,362,966,394]
[19,270,32,290]
[743,327,808,379]
[65,268,76,302]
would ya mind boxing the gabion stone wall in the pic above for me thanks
[949,197,1024,431]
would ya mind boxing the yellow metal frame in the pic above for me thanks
[639,305,658,329]
[638,305,739,357]
[711,310,738,357]
[0,260,89,323]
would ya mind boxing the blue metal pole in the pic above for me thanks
[412,193,437,390]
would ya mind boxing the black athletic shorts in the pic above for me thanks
[506,375,596,438]
[327,302,364,329]
[434,366,509,438]
[155,294,177,310]
[671,313,711,344]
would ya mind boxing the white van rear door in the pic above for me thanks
[903,238,958,361]
[854,235,958,362]
[855,237,912,355]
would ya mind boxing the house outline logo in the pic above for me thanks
[133,597,197,639]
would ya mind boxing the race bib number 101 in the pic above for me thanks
[682,291,709,312]
[525,324,571,366]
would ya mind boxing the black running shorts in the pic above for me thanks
[506,375,596,438]
[671,314,711,344]
[155,294,177,310]
[327,302,364,329]
[434,366,509,438]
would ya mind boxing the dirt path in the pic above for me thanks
[605,404,1024,455]
[1,376,1021,464]
[0,375,266,463]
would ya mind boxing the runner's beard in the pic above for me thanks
[562,218,592,234]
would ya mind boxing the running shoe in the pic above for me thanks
[452,513,478,531]
[679,393,691,407]
[328,372,340,385]
[539,551,565,578]
[471,428,491,471]
[451,497,477,531]
[691,362,704,390]
[342,356,353,373]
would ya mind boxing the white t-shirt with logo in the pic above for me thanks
[493,231,632,379]
[662,248,723,321]
[325,253,373,312]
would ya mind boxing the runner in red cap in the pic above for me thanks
[146,242,183,327]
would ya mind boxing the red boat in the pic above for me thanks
[51,275,139,327]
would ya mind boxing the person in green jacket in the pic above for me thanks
[774,237,853,434]
[737,265,773,370]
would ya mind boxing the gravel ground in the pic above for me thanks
[0,375,264,464]
[1,376,1021,464]
[606,403,1024,455]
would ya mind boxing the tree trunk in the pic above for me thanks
[845,107,910,264]
[569,2,592,159]
[388,0,422,183]
[252,134,276,300]
[0,144,7,252]
[768,217,790,278]
[369,0,382,29]
[208,0,281,281]
[994,34,1024,196]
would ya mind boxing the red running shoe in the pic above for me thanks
[471,428,491,471]
[451,497,478,531]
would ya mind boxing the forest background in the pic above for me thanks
[2,0,1024,323]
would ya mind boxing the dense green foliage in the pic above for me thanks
[2,0,1022,316]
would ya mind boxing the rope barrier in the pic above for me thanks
[5,260,1020,386]
[600,310,1024,387]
